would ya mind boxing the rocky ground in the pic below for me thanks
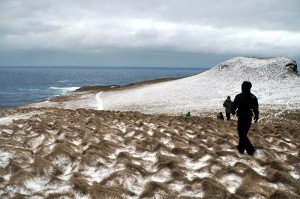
[0,107,299,198]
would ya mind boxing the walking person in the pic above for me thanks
[232,81,259,156]
[223,96,232,120]
[217,112,224,120]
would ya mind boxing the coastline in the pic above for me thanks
[40,77,182,104]
[74,77,181,92]
[1,66,203,110]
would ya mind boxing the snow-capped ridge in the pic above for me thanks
[210,56,298,81]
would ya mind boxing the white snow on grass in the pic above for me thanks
[194,171,211,178]
[249,194,266,199]
[169,181,185,192]
[240,159,267,176]
[29,134,46,151]
[52,156,74,180]
[160,149,176,157]
[147,129,154,136]
[2,172,12,181]
[210,165,222,173]
[2,129,13,134]
[74,192,91,199]
[83,164,125,183]
[220,155,240,166]
[0,111,42,125]
[0,150,13,168]
[109,173,145,197]
[255,150,265,159]
[116,122,126,133]
[182,155,211,170]
[161,137,175,148]
[186,133,196,139]
[133,151,157,172]
[125,131,135,137]
[108,145,136,159]
[25,176,51,192]
[186,170,212,181]
[290,169,299,180]
[178,188,204,198]
[149,169,171,182]
[217,174,243,193]
[268,182,287,191]
[69,138,82,146]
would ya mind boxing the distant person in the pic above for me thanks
[184,111,191,118]
[232,81,259,156]
[223,96,232,120]
[217,112,224,120]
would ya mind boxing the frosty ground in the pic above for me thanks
[0,57,299,198]
[0,108,299,198]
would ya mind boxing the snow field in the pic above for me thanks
[99,57,300,114]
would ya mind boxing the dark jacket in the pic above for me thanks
[232,92,259,119]
[223,99,232,113]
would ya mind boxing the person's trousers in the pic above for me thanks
[237,116,255,155]
[226,112,231,120]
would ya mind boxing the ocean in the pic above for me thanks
[0,66,207,108]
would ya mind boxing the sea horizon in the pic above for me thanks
[0,66,207,109]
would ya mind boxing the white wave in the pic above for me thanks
[58,80,69,83]
[49,87,80,93]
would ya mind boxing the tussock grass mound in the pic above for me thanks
[0,107,299,198]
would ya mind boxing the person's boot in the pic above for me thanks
[247,149,256,156]
[236,145,244,154]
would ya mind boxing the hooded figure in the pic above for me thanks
[232,81,259,156]
[223,96,232,120]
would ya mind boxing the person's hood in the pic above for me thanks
[242,81,252,93]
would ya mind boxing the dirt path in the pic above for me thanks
[95,91,104,110]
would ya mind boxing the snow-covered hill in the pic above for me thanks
[101,57,299,114]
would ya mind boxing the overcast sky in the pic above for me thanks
[0,0,299,68]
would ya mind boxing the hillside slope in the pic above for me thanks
[101,57,299,114]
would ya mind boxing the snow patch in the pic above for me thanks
[169,181,185,192]
[0,111,42,125]
[179,188,204,198]
[183,155,211,170]
[290,169,299,180]
[217,174,242,193]
[0,150,13,168]
[25,176,50,192]
[116,122,126,133]
[149,169,171,182]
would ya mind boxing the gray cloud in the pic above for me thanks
[0,0,299,66]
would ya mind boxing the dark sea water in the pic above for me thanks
[0,66,207,108]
